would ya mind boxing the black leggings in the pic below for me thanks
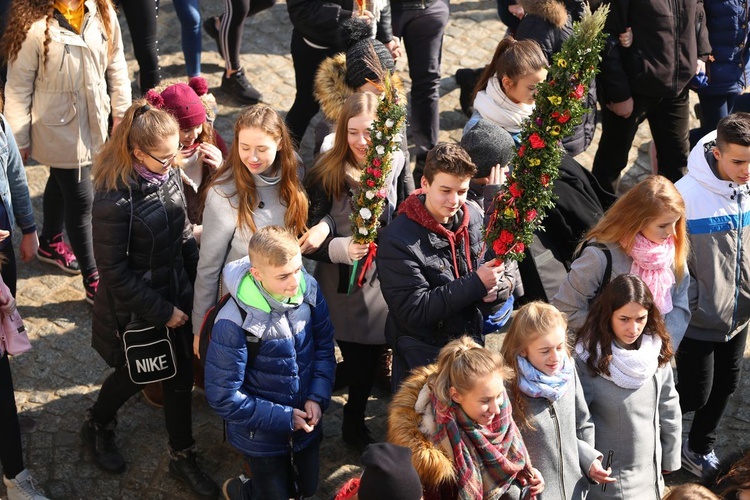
[286,29,338,145]
[90,328,195,452]
[0,246,23,480]
[218,0,277,71]
[119,0,161,92]
[336,341,383,422]
[40,166,96,278]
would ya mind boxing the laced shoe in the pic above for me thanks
[36,233,80,274]
[681,437,720,477]
[84,271,99,305]
[203,16,225,60]
[3,469,49,500]
[221,70,261,104]
[222,474,252,500]
[80,412,126,474]
[169,447,220,498]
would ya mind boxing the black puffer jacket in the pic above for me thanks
[516,0,597,156]
[377,193,492,348]
[91,171,199,367]
[287,0,392,49]
[598,0,711,103]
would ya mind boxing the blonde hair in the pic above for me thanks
[583,175,689,282]
[247,225,301,268]
[306,92,379,199]
[210,104,308,237]
[92,100,180,192]
[662,484,719,500]
[427,337,512,407]
[501,302,568,430]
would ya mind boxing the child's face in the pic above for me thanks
[610,301,648,350]
[238,126,281,176]
[180,124,203,148]
[420,172,471,224]
[502,68,548,105]
[640,211,680,245]
[450,371,506,427]
[713,142,750,185]
[250,252,304,299]
[347,113,373,165]
[135,133,181,175]
[521,326,567,376]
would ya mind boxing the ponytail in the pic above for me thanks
[472,37,548,103]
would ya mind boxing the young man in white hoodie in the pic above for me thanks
[675,112,750,478]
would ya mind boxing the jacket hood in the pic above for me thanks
[387,365,457,489]
[685,131,750,200]
[518,0,568,27]
[314,52,406,123]
[398,192,473,279]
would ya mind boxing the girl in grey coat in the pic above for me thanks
[502,302,614,499]
[574,275,682,499]
[552,175,691,348]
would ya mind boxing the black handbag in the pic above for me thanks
[121,317,177,384]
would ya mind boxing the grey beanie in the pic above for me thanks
[460,119,515,178]
[342,18,395,89]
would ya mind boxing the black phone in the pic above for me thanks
[602,450,614,492]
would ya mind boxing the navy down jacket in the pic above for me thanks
[204,257,336,457]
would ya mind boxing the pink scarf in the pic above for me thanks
[627,233,675,314]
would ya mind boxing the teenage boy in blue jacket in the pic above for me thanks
[204,226,336,499]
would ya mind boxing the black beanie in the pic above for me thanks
[460,119,515,178]
[341,18,395,89]
[358,443,422,500]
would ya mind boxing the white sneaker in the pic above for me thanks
[3,469,49,500]
[681,438,721,478]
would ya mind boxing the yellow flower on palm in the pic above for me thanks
[550,125,561,136]
[557,58,568,68]
[529,158,541,166]
[548,96,562,106]
[504,207,516,218]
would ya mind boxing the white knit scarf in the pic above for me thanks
[575,334,662,389]
[472,76,534,133]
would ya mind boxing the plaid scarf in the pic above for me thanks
[431,391,531,500]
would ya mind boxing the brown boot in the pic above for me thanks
[141,382,164,408]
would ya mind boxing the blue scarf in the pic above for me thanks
[516,354,573,402]
[133,162,170,186]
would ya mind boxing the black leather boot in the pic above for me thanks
[80,411,126,474]
[169,446,220,498]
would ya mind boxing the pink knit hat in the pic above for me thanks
[145,77,208,129]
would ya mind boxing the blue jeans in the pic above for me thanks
[173,0,201,77]
[245,436,321,500]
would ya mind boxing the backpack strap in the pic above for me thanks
[574,240,613,299]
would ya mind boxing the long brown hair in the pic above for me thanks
[305,92,379,199]
[583,175,689,281]
[1,0,115,65]
[472,37,548,103]
[92,100,179,192]
[427,336,512,408]
[501,302,568,430]
[209,104,308,236]
[576,274,674,378]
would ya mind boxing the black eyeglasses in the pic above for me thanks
[143,144,184,167]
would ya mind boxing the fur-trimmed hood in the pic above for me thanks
[314,52,406,124]
[517,0,568,27]
[387,365,457,490]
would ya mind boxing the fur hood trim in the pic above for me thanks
[387,365,457,489]
[518,0,568,27]
[314,52,405,123]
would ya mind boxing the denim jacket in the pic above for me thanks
[0,115,36,236]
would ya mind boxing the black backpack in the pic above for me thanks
[198,293,261,366]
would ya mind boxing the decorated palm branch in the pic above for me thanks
[484,5,608,262]
[348,55,407,293]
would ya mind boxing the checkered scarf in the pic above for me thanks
[430,391,531,499]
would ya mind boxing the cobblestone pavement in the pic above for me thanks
[2,1,749,499]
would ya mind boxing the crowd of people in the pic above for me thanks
[0,0,749,499]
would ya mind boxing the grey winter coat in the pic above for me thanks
[575,357,682,499]
[552,241,691,347]
[516,369,600,500]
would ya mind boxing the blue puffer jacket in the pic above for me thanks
[204,257,336,457]
[700,0,750,95]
